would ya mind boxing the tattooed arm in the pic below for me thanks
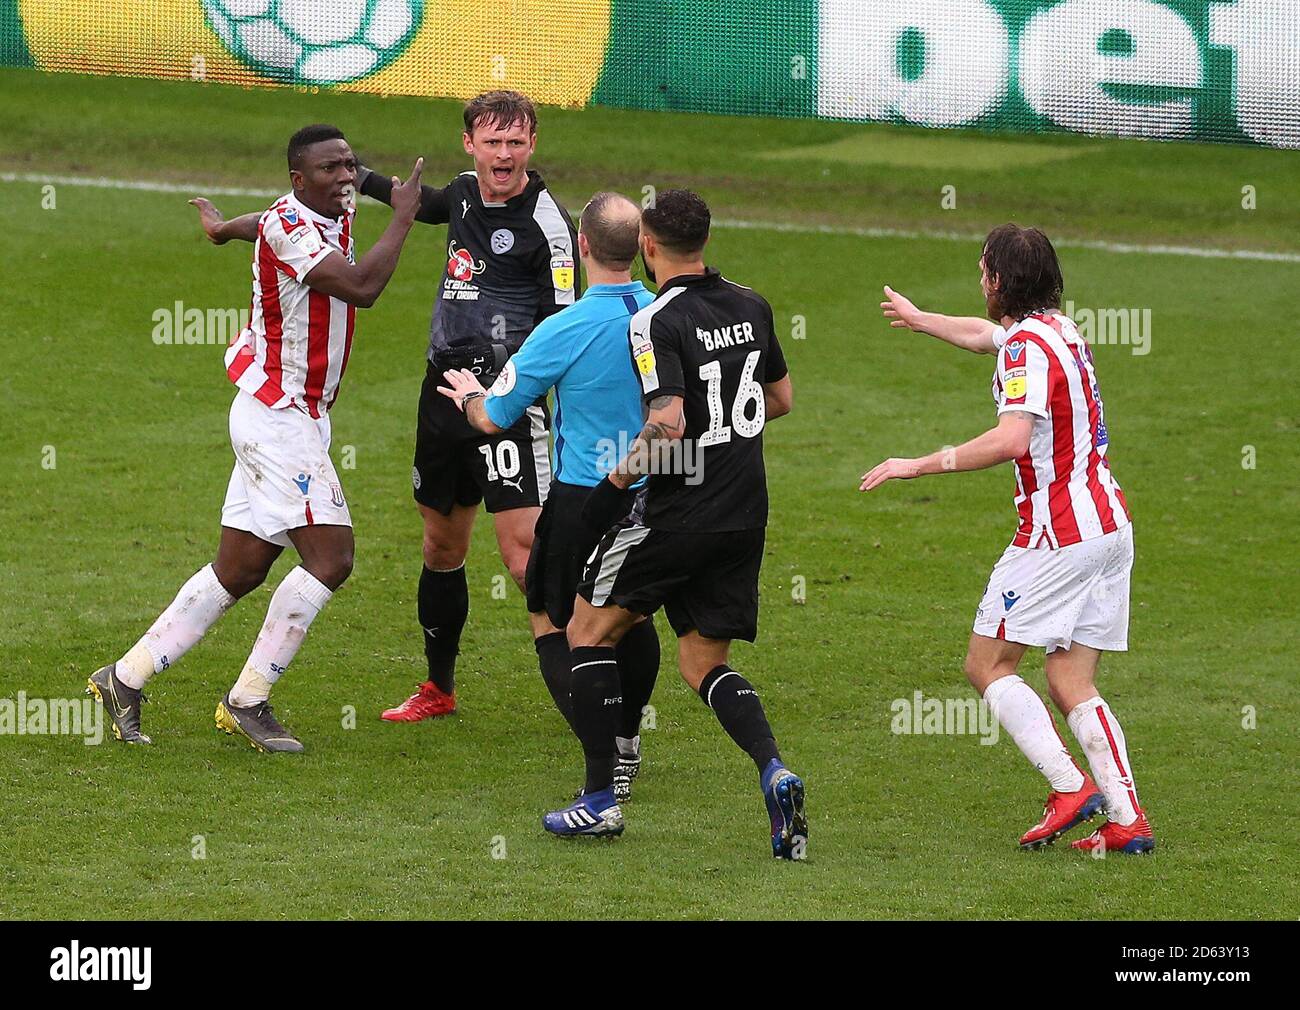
[607,394,687,491]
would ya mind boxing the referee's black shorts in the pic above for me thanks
[576,521,766,642]
[525,480,636,629]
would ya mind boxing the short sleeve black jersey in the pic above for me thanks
[629,268,788,533]
[360,168,579,360]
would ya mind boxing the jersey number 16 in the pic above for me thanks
[698,349,765,448]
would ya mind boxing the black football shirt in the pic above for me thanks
[359,168,579,360]
[629,268,788,533]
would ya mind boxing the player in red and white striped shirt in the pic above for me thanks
[89,125,424,754]
[862,225,1154,855]
[225,189,357,417]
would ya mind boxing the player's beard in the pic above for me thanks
[640,250,656,284]
[984,288,1005,322]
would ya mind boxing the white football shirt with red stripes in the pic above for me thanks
[992,312,1131,549]
[225,192,356,418]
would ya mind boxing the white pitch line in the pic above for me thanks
[5,170,1299,264]
[717,216,1300,264]
[1,171,278,199]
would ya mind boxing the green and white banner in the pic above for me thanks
[2,0,1296,148]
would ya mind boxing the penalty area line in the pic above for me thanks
[5,170,1300,264]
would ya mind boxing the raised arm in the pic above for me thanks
[189,198,260,245]
[881,285,999,354]
[357,164,451,225]
[304,159,425,308]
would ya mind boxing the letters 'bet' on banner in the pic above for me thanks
[1,0,1296,149]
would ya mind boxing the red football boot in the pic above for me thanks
[381,682,456,722]
[1071,812,1156,855]
[1018,775,1106,849]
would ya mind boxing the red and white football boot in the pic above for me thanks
[1071,812,1156,855]
[380,682,456,722]
[1019,775,1106,849]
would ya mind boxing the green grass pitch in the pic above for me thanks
[1,70,1297,920]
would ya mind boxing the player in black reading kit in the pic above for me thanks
[358,92,580,721]
[544,190,808,859]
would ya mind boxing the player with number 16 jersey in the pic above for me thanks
[630,269,785,535]
[560,190,806,859]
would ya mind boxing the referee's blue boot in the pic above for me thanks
[762,759,808,860]
[543,786,624,838]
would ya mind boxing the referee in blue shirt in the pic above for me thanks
[439,192,659,804]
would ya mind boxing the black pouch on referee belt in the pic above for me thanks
[433,343,510,385]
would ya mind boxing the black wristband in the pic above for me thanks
[581,476,631,534]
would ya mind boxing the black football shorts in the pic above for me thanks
[413,360,551,515]
[524,480,637,628]
[576,522,766,642]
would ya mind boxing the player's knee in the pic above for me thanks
[422,537,465,571]
[964,654,1011,692]
[566,619,611,650]
[504,552,528,592]
[565,624,593,650]
[677,663,709,692]
[214,563,269,600]
[312,551,354,591]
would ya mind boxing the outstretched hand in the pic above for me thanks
[859,457,922,492]
[880,285,924,331]
[189,197,228,245]
[436,367,487,411]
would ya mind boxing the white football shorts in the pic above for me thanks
[972,524,1133,653]
[221,392,351,548]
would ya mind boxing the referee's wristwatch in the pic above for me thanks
[458,390,485,413]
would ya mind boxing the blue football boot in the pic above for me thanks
[543,786,625,838]
[762,759,808,860]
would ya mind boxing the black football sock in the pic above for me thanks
[418,564,468,695]
[568,646,622,795]
[535,631,578,733]
[698,665,780,773]
[615,620,660,742]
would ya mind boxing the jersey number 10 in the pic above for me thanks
[698,350,765,448]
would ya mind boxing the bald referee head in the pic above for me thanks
[578,191,641,281]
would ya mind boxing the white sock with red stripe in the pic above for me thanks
[229,567,333,707]
[983,675,1086,793]
[1067,697,1140,826]
[116,564,237,690]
